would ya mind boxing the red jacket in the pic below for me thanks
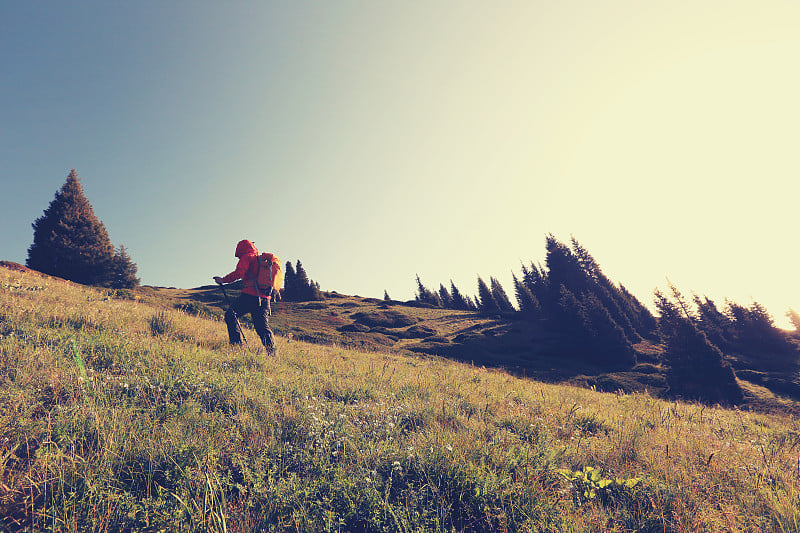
[221,239,262,298]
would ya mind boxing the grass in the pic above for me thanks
[2,267,800,532]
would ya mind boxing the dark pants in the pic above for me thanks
[225,293,276,352]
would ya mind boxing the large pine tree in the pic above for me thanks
[655,286,743,405]
[27,170,120,286]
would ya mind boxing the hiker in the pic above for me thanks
[213,239,278,354]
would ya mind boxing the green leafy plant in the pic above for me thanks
[558,466,641,504]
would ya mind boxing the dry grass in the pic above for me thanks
[1,266,799,532]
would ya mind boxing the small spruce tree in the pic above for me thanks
[449,280,470,310]
[414,275,441,307]
[477,276,501,315]
[463,294,477,310]
[309,279,325,301]
[513,273,541,317]
[283,261,297,299]
[490,277,515,312]
[106,245,140,289]
[438,283,453,308]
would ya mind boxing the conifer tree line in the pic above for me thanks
[415,234,798,404]
[282,259,324,301]
[26,170,139,289]
[414,235,657,367]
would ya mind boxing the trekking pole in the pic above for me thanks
[219,283,248,348]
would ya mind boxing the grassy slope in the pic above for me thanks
[1,265,800,532]
[155,282,800,414]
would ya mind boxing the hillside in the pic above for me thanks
[2,262,800,531]
[148,279,800,417]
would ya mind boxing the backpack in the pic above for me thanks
[254,252,283,298]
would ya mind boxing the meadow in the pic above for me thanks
[1,265,799,532]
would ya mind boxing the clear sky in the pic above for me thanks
[2,1,798,328]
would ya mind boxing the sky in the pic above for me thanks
[1,1,798,328]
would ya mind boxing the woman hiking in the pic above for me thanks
[213,239,278,354]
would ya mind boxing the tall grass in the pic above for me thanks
[1,268,799,532]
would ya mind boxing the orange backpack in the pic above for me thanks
[254,252,283,299]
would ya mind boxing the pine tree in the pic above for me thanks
[283,261,297,299]
[286,260,325,301]
[464,294,478,311]
[106,245,139,289]
[693,295,733,350]
[449,280,470,310]
[550,284,593,357]
[513,273,541,317]
[581,292,636,367]
[545,235,590,296]
[727,301,795,362]
[307,278,325,301]
[788,309,800,337]
[438,283,453,308]
[415,275,440,307]
[27,169,117,285]
[619,283,658,336]
[655,286,743,405]
[490,277,515,312]
[569,237,642,342]
[477,276,501,315]
[294,260,311,300]
[523,262,551,312]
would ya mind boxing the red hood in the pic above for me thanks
[234,239,258,258]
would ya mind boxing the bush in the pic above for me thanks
[108,288,137,301]
[149,311,174,337]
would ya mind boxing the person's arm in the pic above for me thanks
[214,257,249,285]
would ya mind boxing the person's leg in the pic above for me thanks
[224,296,247,345]
[249,296,276,353]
